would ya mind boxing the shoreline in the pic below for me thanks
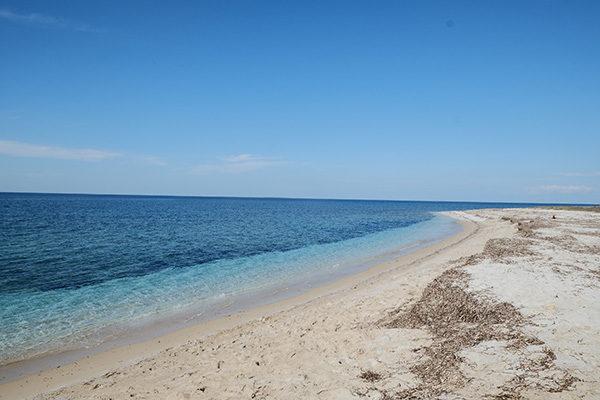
[4,207,598,399]
[1,214,477,399]
[0,214,460,384]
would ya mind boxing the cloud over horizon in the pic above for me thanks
[553,172,600,177]
[190,154,289,174]
[0,140,121,162]
[531,185,595,194]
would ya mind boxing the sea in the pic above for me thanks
[0,193,546,372]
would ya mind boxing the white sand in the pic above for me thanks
[1,208,598,399]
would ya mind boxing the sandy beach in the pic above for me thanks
[1,207,598,399]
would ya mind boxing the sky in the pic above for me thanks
[1,0,599,204]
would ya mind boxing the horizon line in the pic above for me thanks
[0,191,595,206]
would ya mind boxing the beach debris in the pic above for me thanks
[482,238,537,261]
[380,267,525,397]
[358,370,384,382]
[373,214,584,399]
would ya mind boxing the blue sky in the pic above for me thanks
[1,0,598,203]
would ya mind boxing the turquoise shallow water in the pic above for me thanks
[0,194,544,366]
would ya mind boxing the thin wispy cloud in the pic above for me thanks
[531,185,595,194]
[190,154,289,174]
[0,8,101,33]
[222,154,259,163]
[25,172,47,179]
[0,140,121,162]
[553,172,600,177]
[132,155,168,167]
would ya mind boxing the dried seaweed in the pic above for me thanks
[505,333,544,350]
[362,210,589,399]
[515,219,550,238]
[456,254,484,266]
[386,268,522,336]
[495,370,581,398]
[537,205,600,213]
[377,256,579,398]
[482,238,537,261]
[541,234,597,254]
[381,267,526,398]
[359,370,384,382]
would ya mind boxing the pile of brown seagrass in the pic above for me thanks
[381,266,530,398]
[366,216,581,399]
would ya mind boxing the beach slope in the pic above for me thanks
[3,208,599,399]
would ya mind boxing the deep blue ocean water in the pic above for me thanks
[0,193,546,366]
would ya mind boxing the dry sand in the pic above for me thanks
[1,208,598,399]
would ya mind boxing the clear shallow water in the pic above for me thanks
[0,194,544,365]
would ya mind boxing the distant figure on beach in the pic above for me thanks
[552,215,556,219]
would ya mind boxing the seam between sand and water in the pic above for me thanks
[0,211,489,399]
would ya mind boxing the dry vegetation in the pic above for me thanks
[359,370,384,383]
[365,215,582,399]
[538,205,600,213]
